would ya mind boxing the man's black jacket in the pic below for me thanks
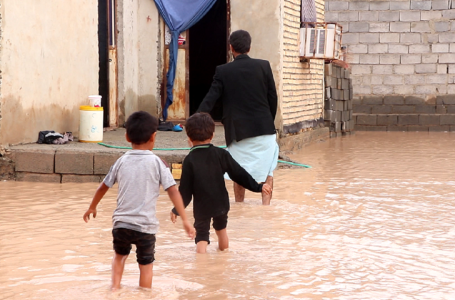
[198,54,278,146]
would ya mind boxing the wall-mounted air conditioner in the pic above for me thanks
[299,22,342,60]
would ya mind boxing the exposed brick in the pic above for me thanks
[405,96,425,105]
[394,65,415,74]
[372,65,393,75]
[356,115,377,125]
[14,150,55,173]
[325,12,339,22]
[389,44,409,54]
[429,125,450,132]
[407,125,430,132]
[411,1,432,10]
[440,115,455,125]
[436,105,447,114]
[94,152,124,175]
[390,22,411,33]
[380,54,401,65]
[400,33,421,44]
[401,54,421,64]
[349,1,369,10]
[436,95,455,105]
[439,53,455,64]
[342,33,359,44]
[372,105,392,114]
[400,11,421,22]
[329,1,349,10]
[360,54,380,64]
[394,85,415,95]
[377,115,398,125]
[432,44,450,53]
[359,11,378,22]
[62,175,102,183]
[16,172,61,183]
[348,44,368,54]
[432,0,450,10]
[355,125,387,131]
[353,104,372,114]
[362,96,383,105]
[442,10,455,19]
[419,115,441,125]
[351,65,372,75]
[359,33,379,44]
[370,1,390,10]
[393,106,416,114]
[434,22,451,32]
[372,85,394,95]
[439,33,455,43]
[339,12,359,22]
[415,64,437,74]
[369,22,390,33]
[411,22,431,33]
[405,74,426,85]
[425,34,440,43]
[384,96,404,105]
[387,125,408,132]
[380,33,400,43]
[421,11,442,20]
[426,74,448,84]
[409,44,430,53]
[55,151,94,174]
[422,54,439,64]
[416,85,437,94]
[383,75,404,85]
[398,115,419,125]
[416,105,436,114]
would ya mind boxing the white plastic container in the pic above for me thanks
[79,106,103,143]
[88,95,102,107]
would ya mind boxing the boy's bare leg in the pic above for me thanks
[215,229,229,251]
[233,183,245,202]
[262,176,273,206]
[196,241,208,254]
[138,263,153,289]
[111,253,128,290]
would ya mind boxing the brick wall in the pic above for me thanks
[0,7,2,146]
[325,0,455,100]
[281,0,326,134]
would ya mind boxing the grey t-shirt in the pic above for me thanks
[103,150,176,234]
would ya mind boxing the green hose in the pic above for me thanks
[97,142,311,168]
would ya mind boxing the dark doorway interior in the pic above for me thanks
[189,0,227,121]
[98,0,110,127]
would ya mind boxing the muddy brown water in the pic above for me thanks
[1,132,455,299]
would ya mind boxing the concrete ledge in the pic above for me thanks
[94,152,125,174]
[279,127,329,152]
[16,172,62,183]
[55,150,94,174]
[14,149,55,173]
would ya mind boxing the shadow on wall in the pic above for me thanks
[0,97,77,146]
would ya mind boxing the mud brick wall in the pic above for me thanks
[354,95,455,131]
[324,64,355,137]
[325,0,455,102]
[281,0,325,134]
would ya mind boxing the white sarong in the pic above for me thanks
[225,134,279,183]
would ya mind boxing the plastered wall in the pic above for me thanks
[0,0,98,146]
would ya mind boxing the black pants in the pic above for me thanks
[112,228,156,265]
[194,213,228,244]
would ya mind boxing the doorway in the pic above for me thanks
[189,0,228,121]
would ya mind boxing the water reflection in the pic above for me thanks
[1,132,455,299]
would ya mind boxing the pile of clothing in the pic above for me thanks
[37,131,74,145]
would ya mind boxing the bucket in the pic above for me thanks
[88,95,102,107]
[79,106,103,143]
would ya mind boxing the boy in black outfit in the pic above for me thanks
[171,113,272,253]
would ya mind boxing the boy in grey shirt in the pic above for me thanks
[83,111,195,290]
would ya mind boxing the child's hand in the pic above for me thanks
[170,211,178,223]
[183,220,196,239]
[83,208,97,223]
[262,184,272,195]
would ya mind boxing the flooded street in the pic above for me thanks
[1,132,455,299]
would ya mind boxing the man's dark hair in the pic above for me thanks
[229,30,251,54]
[125,111,158,144]
[185,112,215,142]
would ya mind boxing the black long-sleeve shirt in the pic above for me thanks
[172,144,263,219]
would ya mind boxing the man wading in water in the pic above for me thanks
[198,29,279,205]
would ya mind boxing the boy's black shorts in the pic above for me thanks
[194,213,228,244]
[112,228,156,265]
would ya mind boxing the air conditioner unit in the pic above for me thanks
[299,23,342,60]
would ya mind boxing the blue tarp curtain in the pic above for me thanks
[154,0,217,120]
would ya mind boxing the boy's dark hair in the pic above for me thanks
[125,111,158,144]
[185,112,215,142]
[229,30,251,54]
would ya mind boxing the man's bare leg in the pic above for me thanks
[111,253,128,290]
[138,263,153,289]
[215,229,229,251]
[234,182,245,202]
[196,241,209,254]
[262,176,273,205]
